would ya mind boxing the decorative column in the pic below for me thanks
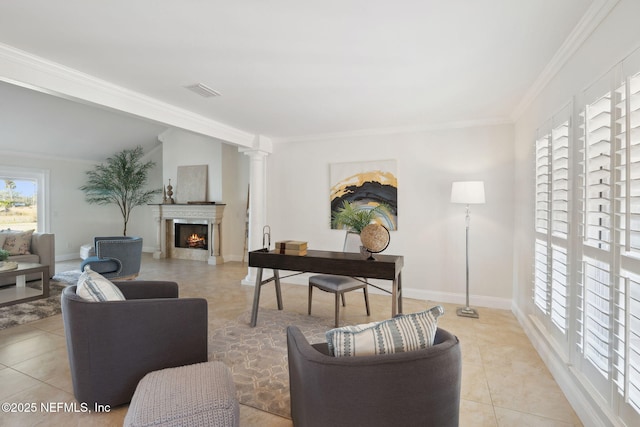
[152,204,165,259]
[242,148,269,285]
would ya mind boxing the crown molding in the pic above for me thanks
[0,149,97,165]
[271,116,513,144]
[510,0,621,121]
[0,43,255,148]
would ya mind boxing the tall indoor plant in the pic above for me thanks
[80,146,161,236]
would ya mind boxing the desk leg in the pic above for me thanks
[397,272,403,314]
[392,272,403,317]
[274,269,283,310]
[250,268,264,327]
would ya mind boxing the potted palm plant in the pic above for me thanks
[80,146,161,236]
[332,201,388,254]
[332,200,385,233]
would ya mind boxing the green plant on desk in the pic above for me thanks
[0,249,9,261]
[332,201,387,234]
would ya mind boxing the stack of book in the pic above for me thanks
[275,240,308,256]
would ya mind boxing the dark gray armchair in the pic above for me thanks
[80,236,143,279]
[61,281,208,407]
[287,326,461,427]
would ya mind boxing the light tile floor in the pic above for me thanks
[0,255,582,426]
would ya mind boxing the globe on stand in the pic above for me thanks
[360,223,390,260]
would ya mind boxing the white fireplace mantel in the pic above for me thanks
[150,204,225,265]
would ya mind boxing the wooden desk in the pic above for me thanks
[248,249,404,327]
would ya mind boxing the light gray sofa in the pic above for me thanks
[0,232,55,285]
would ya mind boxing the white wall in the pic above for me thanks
[222,143,250,261]
[0,150,163,261]
[160,128,224,201]
[266,124,515,307]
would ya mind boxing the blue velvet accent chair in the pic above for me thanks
[80,236,143,279]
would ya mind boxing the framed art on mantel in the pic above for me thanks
[330,159,398,230]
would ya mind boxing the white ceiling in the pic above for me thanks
[0,0,596,159]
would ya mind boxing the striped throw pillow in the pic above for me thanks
[326,305,443,357]
[76,266,125,302]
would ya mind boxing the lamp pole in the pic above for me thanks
[450,181,484,319]
[457,204,478,318]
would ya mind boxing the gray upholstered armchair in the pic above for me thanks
[61,281,208,407]
[80,236,143,279]
[287,326,461,427]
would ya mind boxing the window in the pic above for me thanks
[533,110,571,337]
[532,53,640,425]
[0,167,49,232]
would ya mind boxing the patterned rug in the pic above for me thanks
[0,281,67,330]
[209,309,333,419]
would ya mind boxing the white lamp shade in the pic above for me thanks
[451,181,485,204]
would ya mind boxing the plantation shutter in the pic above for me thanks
[580,257,612,377]
[534,113,571,333]
[552,121,570,238]
[534,238,549,313]
[551,244,568,333]
[534,129,551,314]
[581,91,612,251]
[536,135,551,233]
[615,67,640,412]
[576,71,615,390]
[531,47,640,425]
[618,71,640,256]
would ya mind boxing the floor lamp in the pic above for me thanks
[451,181,485,318]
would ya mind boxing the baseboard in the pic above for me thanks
[242,271,512,309]
[55,252,80,262]
[404,288,512,310]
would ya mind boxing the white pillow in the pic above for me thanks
[326,305,443,357]
[76,266,126,302]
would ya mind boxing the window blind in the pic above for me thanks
[536,135,551,233]
[534,238,550,313]
[551,245,568,333]
[617,271,640,412]
[581,257,611,378]
[552,122,570,238]
[532,49,640,425]
[533,118,570,331]
[581,93,612,251]
[618,73,640,256]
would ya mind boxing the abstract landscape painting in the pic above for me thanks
[330,159,398,230]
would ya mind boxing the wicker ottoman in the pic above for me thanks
[124,361,239,427]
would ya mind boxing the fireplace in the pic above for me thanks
[150,204,225,264]
[174,222,208,250]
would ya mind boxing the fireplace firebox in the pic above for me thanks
[174,222,208,250]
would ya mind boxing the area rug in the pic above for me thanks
[208,309,334,419]
[52,269,82,284]
[0,281,66,330]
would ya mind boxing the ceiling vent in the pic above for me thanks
[185,83,221,98]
